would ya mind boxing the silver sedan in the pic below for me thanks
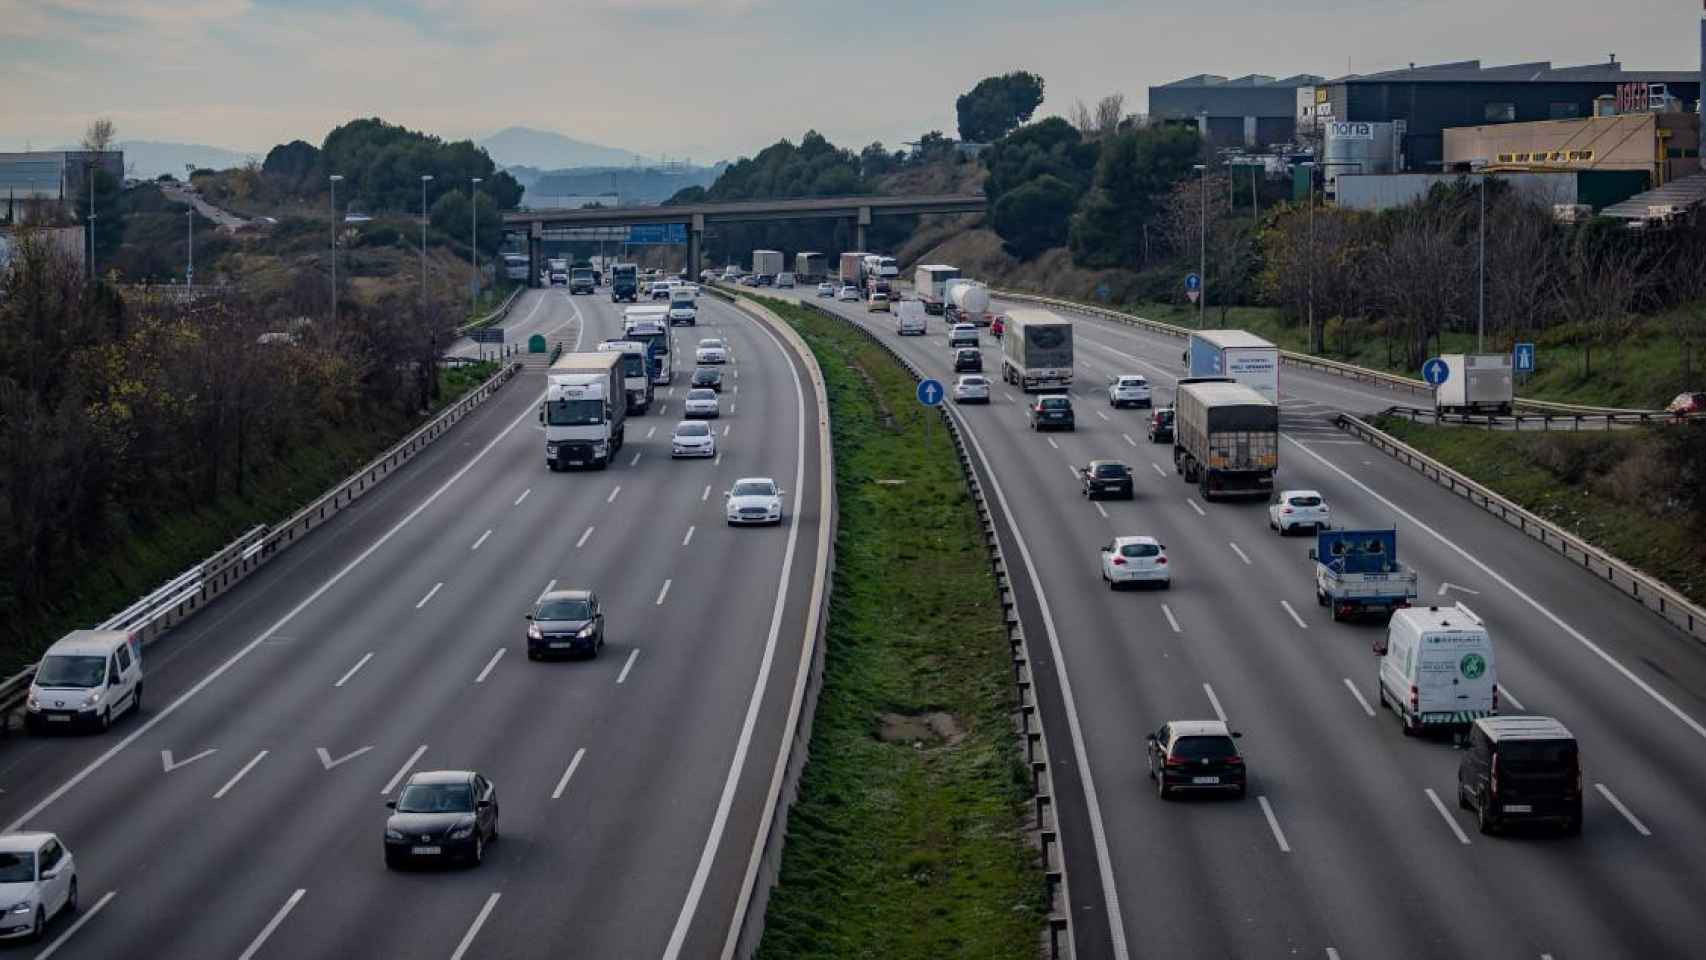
[953,374,992,404]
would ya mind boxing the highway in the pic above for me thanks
[0,288,828,958]
[770,285,1706,960]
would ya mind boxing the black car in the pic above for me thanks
[1147,407,1175,443]
[1080,460,1134,499]
[953,348,983,373]
[1029,394,1075,431]
[526,589,605,659]
[1457,716,1582,836]
[1146,721,1246,799]
[755,274,774,287]
[385,770,499,867]
[691,367,724,393]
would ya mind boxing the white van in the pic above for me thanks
[26,630,143,733]
[1376,603,1496,736]
[895,300,927,336]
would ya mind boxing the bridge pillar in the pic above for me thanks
[856,205,872,251]
[688,213,705,279]
[528,221,543,288]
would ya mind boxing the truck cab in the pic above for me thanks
[610,264,639,303]
[569,268,595,294]
[542,353,626,470]
[598,339,654,414]
[668,288,698,326]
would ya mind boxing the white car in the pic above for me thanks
[27,630,142,733]
[696,338,728,364]
[1269,490,1331,534]
[1107,375,1153,408]
[816,282,836,297]
[837,285,861,302]
[650,284,673,300]
[953,375,991,404]
[683,388,721,419]
[678,283,700,300]
[0,832,76,941]
[726,477,785,526]
[948,324,979,348]
[776,273,796,288]
[1099,536,1170,590]
[671,420,716,458]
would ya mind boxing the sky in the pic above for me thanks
[0,0,1697,163]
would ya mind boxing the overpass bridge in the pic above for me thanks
[502,193,986,283]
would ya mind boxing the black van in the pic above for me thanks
[1457,716,1581,836]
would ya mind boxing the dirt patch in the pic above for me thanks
[878,711,967,748]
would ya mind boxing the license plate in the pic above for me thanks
[1192,776,1220,785]
[411,846,441,855]
[550,642,573,649]
[568,460,584,466]
[1503,804,1532,813]
[47,715,71,722]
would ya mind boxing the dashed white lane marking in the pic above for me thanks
[656,579,673,606]
[1046,438,1059,450]
[212,750,269,800]
[647,426,657,439]
[552,748,587,800]
[1497,684,1524,711]
[382,744,429,794]
[237,888,305,960]
[1342,678,1376,717]
[683,526,696,546]
[1258,796,1292,853]
[1152,462,1166,476]
[1123,433,1137,447]
[701,485,712,502]
[630,452,642,467]
[474,648,506,683]
[449,892,502,960]
[415,582,443,609]
[1094,503,1108,519]
[1425,788,1471,845]
[1203,683,1228,723]
[1594,783,1651,836]
[1280,600,1308,629]
[513,488,530,506]
[607,485,622,504]
[1096,410,1111,421]
[1228,542,1252,565]
[576,527,594,549]
[1186,499,1206,517]
[1162,604,1182,634]
[537,579,556,602]
[724,424,730,437]
[617,649,640,684]
[334,653,374,688]
[471,530,491,551]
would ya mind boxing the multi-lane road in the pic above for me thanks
[770,285,1706,960]
[0,288,828,958]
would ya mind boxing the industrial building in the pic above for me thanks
[1150,73,1325,149]
[0,150,124,208]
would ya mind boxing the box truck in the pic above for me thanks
[1435,354,1514,416]
[542,352,626,470]
[1173,379,1278,500]
[915,265,960,314]
[1000,309,1074,391]
[1184,330,1280,403]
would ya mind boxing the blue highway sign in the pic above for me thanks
[917,378,945,407]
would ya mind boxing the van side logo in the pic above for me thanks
[1460,653,1486,680]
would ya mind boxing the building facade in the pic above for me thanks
[1149,74,1325,149]
[0,150,125,207]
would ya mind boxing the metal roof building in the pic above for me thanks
[1149,73,1326,149]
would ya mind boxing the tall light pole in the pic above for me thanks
[329,173,343,324]
[1477,174,1487,353]
[1303,161,1316,353]
[187,209,194,287]
[469,176,483,320]
[420,174,434,304]
[86,160,98,283]
[1193,163,1207,328]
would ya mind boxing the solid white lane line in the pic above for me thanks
[701,485,712,502]
[576,526,594,548]
[1280,600,1308,629]
[449,893,502,960]
[1162,603,1182,634]
[1594,783,1652,836]
[1342,678,1377,717]
[415,582,443,609]
[1096,410,1111,421]
[471,529,491,551]
[334,653,374,688]
[1257,796,1292,853]
[1152,462,1166,476]
[382,744,428,794]
[630,452,642,467]
[1497,684,1525,711]
[617,649,639,684]
[1425,788,1472,845]
[647,426,657,440]
[552,748,587,800]
[1123,433,1137,447]
[474,648,506,683]
[1094,503,1109,519]
[1287,436,1706,743]
[1046,437,1059,450]
[237,888,305,960]
[656,579,673,606]
[723,424,730,437]
[1228,542,1252,565]
[537,579,556,602]
[1203,683,1228,723]
[34,890,116,960]
[513,488,530,507]
[683,526,696,546]
[1187,498,1206,516]
[607,485,622,503]
[212,750,269,799]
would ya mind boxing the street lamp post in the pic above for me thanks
[420,174,434,304]
[329,173,344,324]
[87,161,97,283]
[1193,163,1207,328]
[470,177,483,323]
[1303,162,1316,353]
[1477,174,1486,353]
[187,209,194,287]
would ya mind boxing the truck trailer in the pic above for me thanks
[542,352,627,470]
[751,249,784,280]
[1000,309,1074,391]
[1173,379,1278,501]
[914,264,960,314]
[1184,330,1279,403]
[1434,354,1514,416]
[839,251,869,288]
[945,280,991,326]
[795,252,828,284]
[597,339,654,414]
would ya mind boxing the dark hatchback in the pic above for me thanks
[1147,407,1174,443]
[1029,394,1075,431]
[691,367,724,393]
[953,348,983,373]
[1147,721,1246,799]
[384,770,499,867]
[1458,716,1582,836]
[1080,460,1134,500]
[526,589,605,659]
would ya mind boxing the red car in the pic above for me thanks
[990,315,1005,339]
[1666,392,1706,416]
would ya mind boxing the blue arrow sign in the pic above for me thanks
[1422,357,1450,386]
[917,378,945,407]
[1513,342,1535,373]
[1184,273,1201,292]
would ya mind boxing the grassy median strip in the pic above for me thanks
[757,299,1045,959]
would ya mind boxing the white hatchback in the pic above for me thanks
[1269,490,1330,534]
[1107,375,1153,408]
[0,832,76,941]
[696,338,728,364]
[953,374,992,404]
[837,285,861,302]
[671,420,717,458]
[683,388,721,419]
[726,477,785,526]
[1099,536,1170,589]
[948,324,978,348]
[816,282,836,297]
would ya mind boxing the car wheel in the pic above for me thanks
[1156,775,1170,800]
[1107,578,1118,591]
[385,851,404,870]
[66,877,77,915]
[1401,714,1419,737]
[1563,813,1582,836]
[1234,783,1247,800]
[1316,589,1327,607]
[1376,683,1388,708]
[98,709,110,732]
[491,814,500,841]
[1458,784,1472,810]
[30,906,43,942]
[1476,799,1497,835]
[527,649,539,661]
[472,834,485,866]
[133,682,142,715]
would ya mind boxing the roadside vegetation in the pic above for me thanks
[1373,417,1706,606]
[757,298,1045,959]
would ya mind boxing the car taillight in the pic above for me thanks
[1163,756,1188,768]
[1408,685,1419,709]
[1491,685,1499,712]
[1155,557,1168,564]
[1112,557,1127,566]
[1224,756,1243,765]
[1282,507,1294,514]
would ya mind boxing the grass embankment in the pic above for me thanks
[757,298,1045,959]
[1374,416,1706,606]
[5,361,500,674]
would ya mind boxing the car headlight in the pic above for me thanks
[576,624,596,638]
[449,825,474,840]
[385,828,405,841]
[527,623,542,640]
[6,901,30,915]
[26,694,38,710]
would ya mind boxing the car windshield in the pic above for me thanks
[1094,464,1129,478]
[35,654,108,688]
[688,389,716,401]
[1119,542,1160,558]
[1119,378,1146,387]
[536,599,592,621]
[0,853,34,883]
[675,422,710,437]
[1288,495,1323,507]
[1498,740,1577,772]
[958,350,977,359]
[1171,735,1238,759]
[545,398,604,427]
[694,370,718,381]
[396,783,473,814]
[961,377,986,386]
[733,481,775,497]
[1155,410,1174,422]
[700,341,724,350]
[1040,397,1070,409]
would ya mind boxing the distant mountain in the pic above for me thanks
[517,163,727,207]
[112,141,260,179]
[480,127,646,171]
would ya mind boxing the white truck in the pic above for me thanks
[915,264,960,314]
[751,249,785,280]
[621,307,673,385]
[945,280,992,326]
[1434,354,1514,416]
[598,339,654,414]
[1184,330,1279,403]
[667,286,698,326]
[547,257,570,286]
[542,352,627,470]
[1000,309,1074,391]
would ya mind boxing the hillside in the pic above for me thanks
[480,126,645,169]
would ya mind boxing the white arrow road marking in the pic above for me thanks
[1437,581,1481,596]
[316,746,375,770]
[160,748,217,773]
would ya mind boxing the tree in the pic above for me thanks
[1068,125,1202,268]
[81,118,117,153]
[1071,94,1126,141]
[982,117,1096,206]
[429,189,502,255]
[663,186,707,206]
[859,142,897,178]
[956,72,1046,143]
[262,140,323,194]
[992,174,1078,260]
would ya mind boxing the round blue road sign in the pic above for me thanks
[1422,357,1450,386]
[1185,273,1202,292]
[917,378,945,407]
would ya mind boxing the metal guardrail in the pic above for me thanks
[456,285,523,335]
[0,360,524,730]
[1378,404,1692,430]
[1338,412,1706,643]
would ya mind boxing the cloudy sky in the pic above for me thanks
[0,0,1695,162]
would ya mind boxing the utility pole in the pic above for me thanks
[86,161,97,283]
[470,177,483,322]
[329,173,343,324]
[186,209,194,287]
[420,174,434,304]
[1194,163,1207,328]
[1305,163,1316,353]
[1477,174,1487,353]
